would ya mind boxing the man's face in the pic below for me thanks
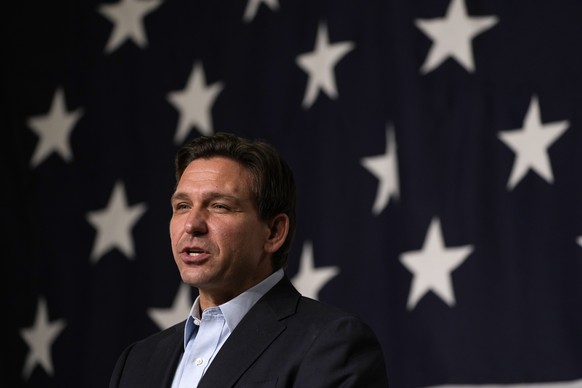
[170,156,274,307]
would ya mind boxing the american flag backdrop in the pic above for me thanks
[4,0,582,387]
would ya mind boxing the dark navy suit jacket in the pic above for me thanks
[109,276,389,387]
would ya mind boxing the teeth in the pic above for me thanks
[188,252,201,256]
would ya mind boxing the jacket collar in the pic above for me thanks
[197,276,300,388]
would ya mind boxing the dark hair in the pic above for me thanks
[175,132,296,270]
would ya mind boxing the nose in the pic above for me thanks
[184,207,208,236]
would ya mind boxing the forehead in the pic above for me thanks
[177,156,253,192]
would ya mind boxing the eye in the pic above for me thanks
[173,202,190,211]
[211,203,230,211]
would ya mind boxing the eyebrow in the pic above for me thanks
[170,191,241,204]
[170,192,189,203]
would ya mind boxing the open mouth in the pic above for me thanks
[185,248,205,257]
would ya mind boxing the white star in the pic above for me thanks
[242,0,279,23]
[400,218,473,310]
[361,124,400,215]
[415,0,498,73]
[27,87,83,168]
[498,95,569,190]
[148,283,194,330]
[291,241,339,300]
[86,181,147,263]
[98,0,162,53]
[167,62,224,144]
[20,298,66,380]
[296,22,354,109]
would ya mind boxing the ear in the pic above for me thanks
[264,213,289,254]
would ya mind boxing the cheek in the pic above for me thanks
[169,219,181,246]
[213,224,247,252]
[222,221,268,253]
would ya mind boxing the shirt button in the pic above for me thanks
[194,319,201,326]
[195,358,203,366]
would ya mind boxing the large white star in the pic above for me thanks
[20,298,66,380]
[415,0,498,73]
[98,0,162,53]
[361,124,400,215]
[296,22,354,109]
[27,87,83,168]
[291,241,339,300]
[400,218,473,310]
[167,62,224,144]
[242,0,279,23]
[86,181,147,263]
[498,95,569,190]
[148,283,194,330]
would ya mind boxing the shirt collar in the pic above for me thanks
[182,269,284,349]
[220,269,283,332]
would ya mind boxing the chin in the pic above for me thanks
[180,272,207,288]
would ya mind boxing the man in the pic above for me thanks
[109,132,389,387]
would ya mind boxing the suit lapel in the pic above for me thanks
[197,277,300,388]
[145,322,185,387]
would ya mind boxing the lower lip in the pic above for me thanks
[181,252,209,264]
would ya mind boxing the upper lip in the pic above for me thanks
[181,245,207,254]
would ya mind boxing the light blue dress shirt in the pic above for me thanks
[171,269,284,388]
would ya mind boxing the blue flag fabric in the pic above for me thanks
[5,0,582,387]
